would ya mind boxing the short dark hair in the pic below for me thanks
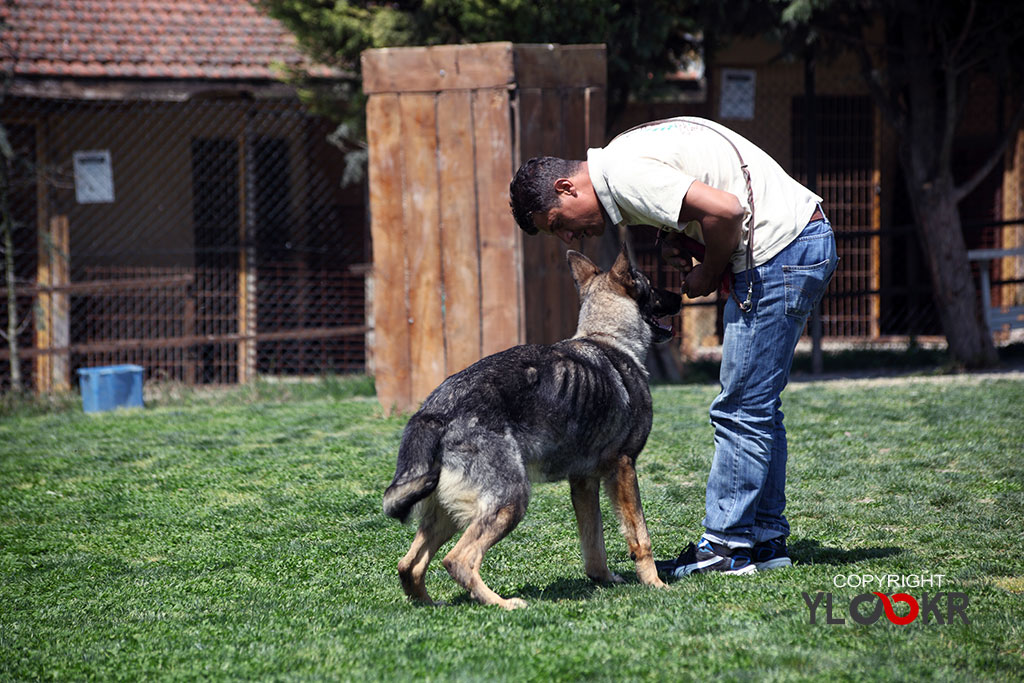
[509,156,582,235]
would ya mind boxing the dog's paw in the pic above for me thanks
[587,571,625,584]
[500,598,528,610]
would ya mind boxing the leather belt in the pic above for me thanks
[808,206,825,224]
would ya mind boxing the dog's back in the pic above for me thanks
[382,337,653,522]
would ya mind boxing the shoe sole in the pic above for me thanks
[755,558,792,570]
[673,563,757,578]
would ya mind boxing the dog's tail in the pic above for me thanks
[383,414,444,523]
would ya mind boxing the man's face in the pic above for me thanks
[532,178,606,245]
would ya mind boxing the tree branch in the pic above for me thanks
[948,0,977,63]
[953,100,1024,203]
[850,25,906,136]
[938,53,960,174]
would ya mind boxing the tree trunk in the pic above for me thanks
[908,177,998,368]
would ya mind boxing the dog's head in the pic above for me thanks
[567,245,682,345]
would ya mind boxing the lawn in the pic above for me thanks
[1,374,1022,681]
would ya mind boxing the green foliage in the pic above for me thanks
[256,0,699,127]
[1,376,1023,679]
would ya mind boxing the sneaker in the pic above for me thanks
[753,536,792,570]
[656,538,757,577]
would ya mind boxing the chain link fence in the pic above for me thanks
[2,95,368,393]
[3,72,1021,394]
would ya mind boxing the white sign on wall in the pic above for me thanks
[73,150,115,204]
[719,68,756,120]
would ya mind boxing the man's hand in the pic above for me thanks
[683,263,719,298]
[660,232,695,275]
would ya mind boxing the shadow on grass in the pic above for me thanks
[437,583,593,607]
[518,577,602,602]
[791,539,903,565]
[442,575,636,606]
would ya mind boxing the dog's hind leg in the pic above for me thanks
[604,455,667,588]
[398,499,456,604]
[441,504,527,609]
[570,476,623,584]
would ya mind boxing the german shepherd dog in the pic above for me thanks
[383,247,681,609]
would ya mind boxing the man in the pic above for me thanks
[509,117,838,576]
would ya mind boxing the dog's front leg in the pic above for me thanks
[604,456,667,588]
[570,476,623,584]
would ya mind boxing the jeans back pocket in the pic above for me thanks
[783,258,834,319]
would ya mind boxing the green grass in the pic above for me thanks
[1,374,1022,681]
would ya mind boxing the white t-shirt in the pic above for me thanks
[587,117,822,272]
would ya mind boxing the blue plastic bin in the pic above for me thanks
[77,365,145,413]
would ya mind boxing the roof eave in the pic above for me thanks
[5,74,350,102]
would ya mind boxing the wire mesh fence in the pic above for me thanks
[2,95,368,393]
[2,80,1021,394]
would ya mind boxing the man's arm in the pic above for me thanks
[677,181,743,297]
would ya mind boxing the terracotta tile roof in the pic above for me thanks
[0,0,341,80]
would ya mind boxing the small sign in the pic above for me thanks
[720,69,756,120]
[73,150,115,204]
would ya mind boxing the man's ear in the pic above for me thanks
[566,250,600,292]
[553,177,576,197]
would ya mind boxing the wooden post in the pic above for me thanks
[870,108,883,339]
[437,90,483,377]
[33,215,70,392]
[34,221,52,392]
[1003,127,1024,308]
[238,126,257,384]
[400,92,446,401]
[50,215,70,391]
[365,93,412,413]
[362,42,606,414]
[184,294,196,384]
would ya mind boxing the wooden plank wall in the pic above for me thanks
[515,81,606,344]
[363,43,606,413]
[513,45,606,345]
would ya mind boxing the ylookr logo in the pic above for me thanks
[804,574,970,626]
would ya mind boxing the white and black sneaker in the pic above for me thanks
[656,538,757,578]
[753,536,793,570]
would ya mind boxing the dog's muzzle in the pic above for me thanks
[646,287,682,343]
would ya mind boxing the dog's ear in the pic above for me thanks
[566,250,600,292]
[609,244,633,288]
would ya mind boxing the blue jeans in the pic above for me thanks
[703,214,838,548]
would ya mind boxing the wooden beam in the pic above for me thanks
[511,44,607,90]
[0,325,369,361]
[516,87,549,346]
[473,88,522,356]
[238,126,257,385]
[7,275,194,296]
[400,92,446,403]
[437,89,483,376]
[34,216,52,392]
[361,43,607,94]
[366,93,413,413]
[362,43,515,94]
[50,216,70,391]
